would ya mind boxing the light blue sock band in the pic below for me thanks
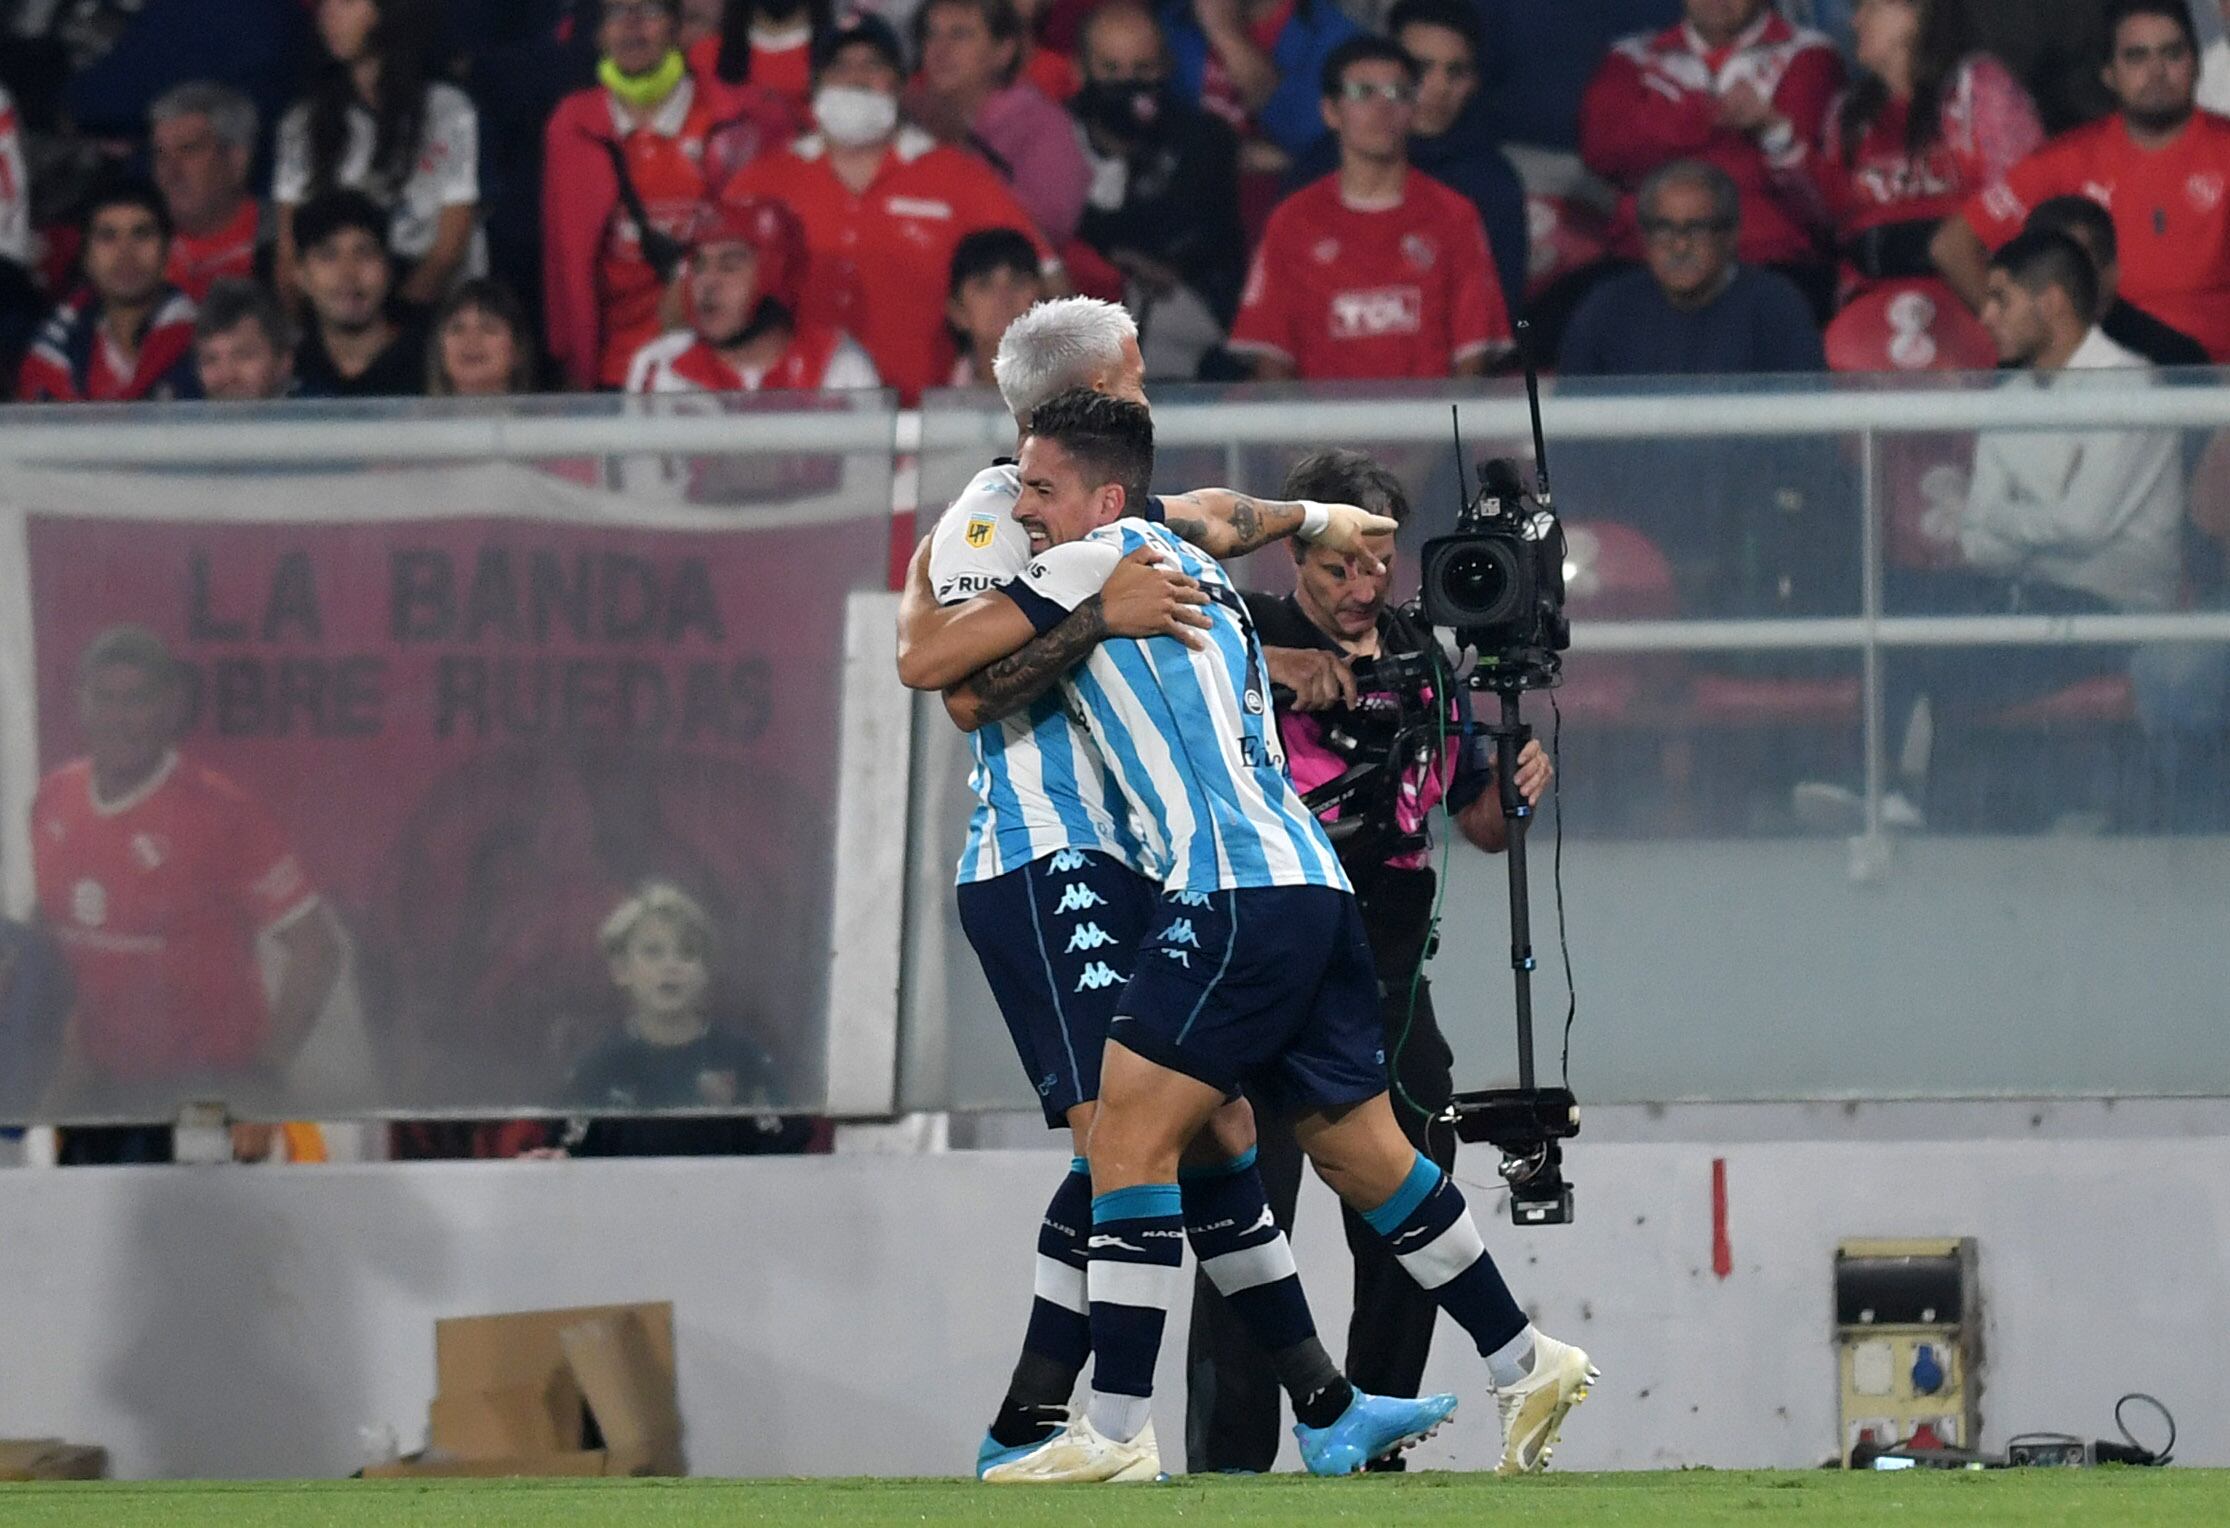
[1092,1183,1182,1223]
[1362,1153,1443,1235]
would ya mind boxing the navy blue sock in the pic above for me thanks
[1362,1153,1527,1356]
[1181,1148,1350,1426]
[992,1157,1093,1446]
[1085,1182,1185,1442]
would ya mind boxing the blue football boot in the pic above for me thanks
[975,1407,1071,1480]
[1294,1388,1460,1477]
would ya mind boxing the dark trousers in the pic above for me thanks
[1184,871,1459,1474]
[1884,571,2126,781]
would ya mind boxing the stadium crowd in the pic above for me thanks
[5,0,2230,407]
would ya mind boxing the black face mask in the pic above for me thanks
[1075,79,1168,143]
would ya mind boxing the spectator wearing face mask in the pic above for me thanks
[723,12,1059,402]
[1070,1,1246,375]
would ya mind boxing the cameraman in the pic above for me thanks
[1184,447,1550,1474]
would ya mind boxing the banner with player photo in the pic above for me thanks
[0,450,893,1124]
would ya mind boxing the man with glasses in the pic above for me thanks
[1558,158,1823,375]
[1935,0,2230,362]
[1229,36,1510,381]
[1580,0,1843,317]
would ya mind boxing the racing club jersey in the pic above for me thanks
[926,464,1158,884]
[31,751,320,1079]
[1228,168,1511,379]
[1962,112,2230,361]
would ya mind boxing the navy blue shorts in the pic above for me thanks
[1109,885,1387,1119]
[955,849,1158,1127]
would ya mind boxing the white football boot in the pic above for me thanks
[980,1412,1162,1484]
[1493,1332,1599,1477]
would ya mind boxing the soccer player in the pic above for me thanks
[897,298,1452,1480]
[950,391,1597,1484]
[1932,0,2230,360]
[31,628,344,1160]
[1228,37,1511,381]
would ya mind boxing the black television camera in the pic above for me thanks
[1427,349,1580,1224]
[1417,457,1570,695]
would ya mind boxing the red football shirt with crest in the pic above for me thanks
[32,752,318,1079]
[1963,112,2230,360]
[1229,169,1511,380]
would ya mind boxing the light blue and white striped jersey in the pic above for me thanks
[1010,519,1351,895]
[927,464,1158,885]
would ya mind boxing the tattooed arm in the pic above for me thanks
[1159,490,1396,569]
[942,595,1110,731]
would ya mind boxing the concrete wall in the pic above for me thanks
[1,1135,2220,1480]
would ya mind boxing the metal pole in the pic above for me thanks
[1858,427,1885,838]
[1496,690,1538,1091]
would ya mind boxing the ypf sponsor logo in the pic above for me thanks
[1328,286,1423,340]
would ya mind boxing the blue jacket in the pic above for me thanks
[1159,0,1360,160]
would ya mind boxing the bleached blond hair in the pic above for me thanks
[598,880,715,963]
[991,297,1139,423]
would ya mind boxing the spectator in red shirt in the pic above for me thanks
[150,83,270,301]
[691,0,831,123]
[192,278,297,400]
[1580,0,1845,313]
[17,178,199,403]
[542,0,785,390]
[909,0,1093,243]
[428,276,542,394]
[33,627,344,1163]
[625,196,879,391]
[945,226,1049,385]
[1228,36,1511,380]
[1933,0,2230,360]
[723,11,1060,402]
[1772,0,2041,299]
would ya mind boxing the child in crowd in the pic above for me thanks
[560,880,817,1158]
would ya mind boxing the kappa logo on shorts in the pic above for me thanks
[1169,890,1214,909]
[1037,1071,1058,1096]
[1066,922,1118,953]
[1159,919,1201,949]
[1048,849,1088,873]
[1055,883,1107,915]
[1075,961,1127,992]
[1163,949,1190,968]
[965,513,998,548]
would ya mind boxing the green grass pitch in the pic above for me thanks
[1,1470,2223,1527]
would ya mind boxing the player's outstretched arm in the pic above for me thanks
[1159,491,1398,571]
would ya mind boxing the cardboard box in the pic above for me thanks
[365,1302,681,1480]
[0,1439,108,1481]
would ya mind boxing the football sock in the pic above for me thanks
[1362,1153,1528,1373]
[1085,1182,1186,1443]
[989,1157,1093,1447]
[1180,1147,1353,1428]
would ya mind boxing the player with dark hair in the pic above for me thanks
[965,390,1596,1484]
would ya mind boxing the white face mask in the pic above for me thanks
[813,84,899,147]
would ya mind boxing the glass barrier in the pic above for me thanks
[903,375,2230,1111]
[0,392,899,1125]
